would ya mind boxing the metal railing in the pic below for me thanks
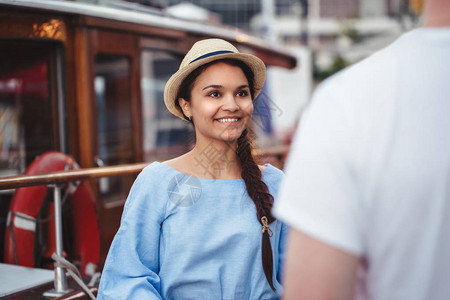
[0,146,289,190]
[0,162,149,190]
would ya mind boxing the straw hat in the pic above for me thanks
[164,38,266,120]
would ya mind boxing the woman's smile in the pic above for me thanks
[215,117,241,124]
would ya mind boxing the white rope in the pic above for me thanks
[88,272,102,287]
[51,253,96,300]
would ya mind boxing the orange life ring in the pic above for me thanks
[3,151,100,276]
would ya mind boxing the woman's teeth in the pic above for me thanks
[217,118,238,123]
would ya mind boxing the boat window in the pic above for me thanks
[94,54,134,203]
[141,50,194,162]
[0,40,62,178]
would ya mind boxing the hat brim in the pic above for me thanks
[164,52,266,120]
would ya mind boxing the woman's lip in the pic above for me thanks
[215,117,241,124]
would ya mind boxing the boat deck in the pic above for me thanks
[0,263,54,299]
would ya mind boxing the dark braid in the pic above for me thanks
[177,58,276,290]
[237,129,276,291]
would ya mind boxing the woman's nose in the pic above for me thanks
[222,93,239,111]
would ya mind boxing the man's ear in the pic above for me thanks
[178,98,191,118]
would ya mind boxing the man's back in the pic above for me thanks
[275,27,450,299]
[343,27,450,299]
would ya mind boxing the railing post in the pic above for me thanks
[43,184,72,297]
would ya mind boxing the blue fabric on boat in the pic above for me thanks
[97,162,287,300]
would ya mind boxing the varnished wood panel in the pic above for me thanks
[90,29,135,55]
[83,15,185,40]
[0,11,67,42]
[131,36,144,163]
[74,26,95,168]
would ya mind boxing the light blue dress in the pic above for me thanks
[97,162,287,299]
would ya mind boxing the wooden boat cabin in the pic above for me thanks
[0,0,296,275]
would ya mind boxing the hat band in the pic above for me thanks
[189,50,234,64]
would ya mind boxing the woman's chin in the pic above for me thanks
[218,128,244,142]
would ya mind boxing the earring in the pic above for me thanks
[187,115,192,121]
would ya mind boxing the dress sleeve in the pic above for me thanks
[276,221,289,283]
[97,167,166,299]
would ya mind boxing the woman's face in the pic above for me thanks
[180,62,254,144]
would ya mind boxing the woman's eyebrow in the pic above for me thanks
[202,84,222,90]
[202,84,249,91]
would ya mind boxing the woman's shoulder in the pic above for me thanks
[123,162,175,216]
[261,163,285,184]
[130,161,179,194]
[139,161,177,179]
[260,164,285,201]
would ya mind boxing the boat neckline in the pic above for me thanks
[154,161,274,181]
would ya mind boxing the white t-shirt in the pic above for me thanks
[274,28,450,300]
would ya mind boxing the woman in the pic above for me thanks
[97,38,287,299]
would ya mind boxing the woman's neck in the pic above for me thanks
[187,138,242,179]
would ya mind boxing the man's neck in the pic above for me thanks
[423,0,450,27]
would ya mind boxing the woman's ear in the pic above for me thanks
[178,98,191,118]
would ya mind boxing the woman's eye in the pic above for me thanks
[237,90,249,97]
[208,91,220,97]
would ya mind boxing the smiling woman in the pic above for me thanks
[97,39,288,300]
[179,61,254,145]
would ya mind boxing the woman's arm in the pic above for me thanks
[97,168,165,299]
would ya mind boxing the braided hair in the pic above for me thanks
[236,129,276,290]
